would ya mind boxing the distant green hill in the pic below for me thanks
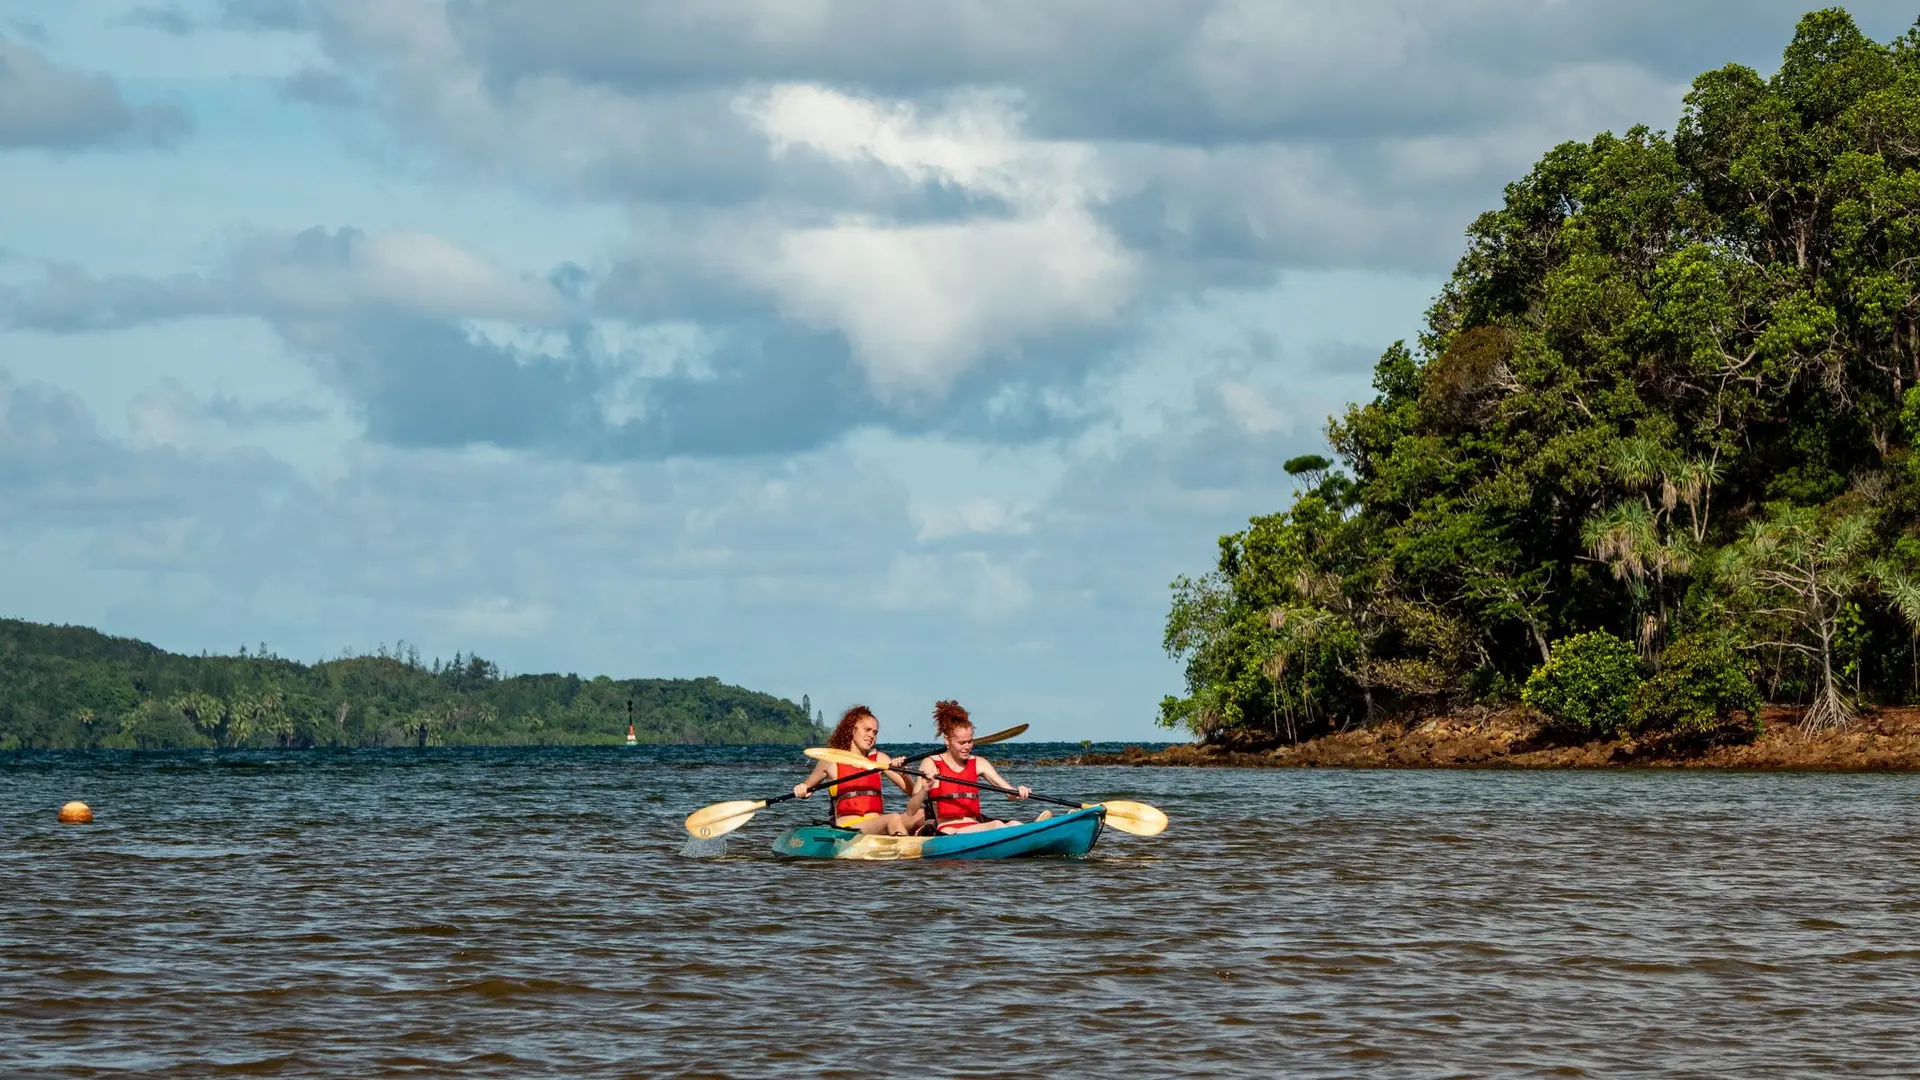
[0,618,828,750]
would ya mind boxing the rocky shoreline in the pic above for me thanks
[1067,706,1920,770]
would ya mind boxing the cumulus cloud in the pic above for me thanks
[137,0,1886,491]
[1,227,566,331]
[218,0,1872,289]
[726,85,1135,399]
[231,8,1140,400]
[1,225,1124,457]
[255,0,776,203]
[0,37,190,149]
[751,211,1133,400]
[246,229,567,322]
[445,0,1904,141]
[737,83,1089,207]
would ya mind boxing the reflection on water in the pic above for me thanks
[5,747,1920,1077]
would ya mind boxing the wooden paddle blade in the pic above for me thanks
[684,799,767,839]
[802,747,917,773]
[1089,800,1168,837]
[971,723,1028,746]
[802,747,877,770]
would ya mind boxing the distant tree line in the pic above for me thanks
[0,618,827,750]
[1163,11,1920,746]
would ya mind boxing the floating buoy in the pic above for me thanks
[58,801,92,824]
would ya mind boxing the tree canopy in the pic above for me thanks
[1164,9,1920,741]
[0,618,826,749]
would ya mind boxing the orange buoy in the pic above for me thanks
[58,801,92,824]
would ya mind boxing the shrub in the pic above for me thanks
[1629,635,1762,745]
[1522,631,1644,739]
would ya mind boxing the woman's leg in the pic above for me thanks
[940,819,1013,834]
[852,812,911,836]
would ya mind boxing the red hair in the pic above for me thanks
[933,700,972,739]
[829,705,876,750]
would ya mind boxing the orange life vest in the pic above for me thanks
[829,752,884,819]
[929,755,982,829]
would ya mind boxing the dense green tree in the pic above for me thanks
[1164,9,1920,740]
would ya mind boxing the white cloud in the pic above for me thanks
[913,496,1032,541]
[1215,378,1293,436]
[240,229,567,322]
[0,36,188,149]
[738,83,1097,209]
[876,551,1031,619]
[2,227,568,331]
[735,84,1135,399]
[753,211,1133,399]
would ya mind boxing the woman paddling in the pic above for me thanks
[912,700,1047,834]
[793,706,923,836]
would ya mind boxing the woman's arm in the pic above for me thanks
[974,758,1030,801]
[792,760,832,799]
[879,753,916,795]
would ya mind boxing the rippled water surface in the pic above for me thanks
[7,746,1920,1077]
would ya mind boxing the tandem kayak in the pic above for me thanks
[772,806,1106,861]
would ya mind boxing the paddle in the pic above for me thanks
[681,724,1029,839]
[805,747,1169,837]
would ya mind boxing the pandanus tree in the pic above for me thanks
[1582,436,1723,656]
[1718,506,1878,730]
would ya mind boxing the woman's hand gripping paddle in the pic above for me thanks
[804,746,1169,837]
[681,724,1029,839]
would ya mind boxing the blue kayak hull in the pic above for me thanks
[772,807,1106,860]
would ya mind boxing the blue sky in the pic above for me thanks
[4,1,1915,741]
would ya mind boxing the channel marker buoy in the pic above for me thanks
[58,801,93,824]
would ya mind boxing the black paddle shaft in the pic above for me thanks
[916,770,1088,811]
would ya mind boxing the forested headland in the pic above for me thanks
[1162,9,1920,753]
[0,618,827,750]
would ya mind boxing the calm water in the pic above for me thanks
[5,746,1920,1078]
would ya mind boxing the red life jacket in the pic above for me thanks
[929,756,982,827]
[829,752,884,819]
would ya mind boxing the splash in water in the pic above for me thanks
[678,836,731,858]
